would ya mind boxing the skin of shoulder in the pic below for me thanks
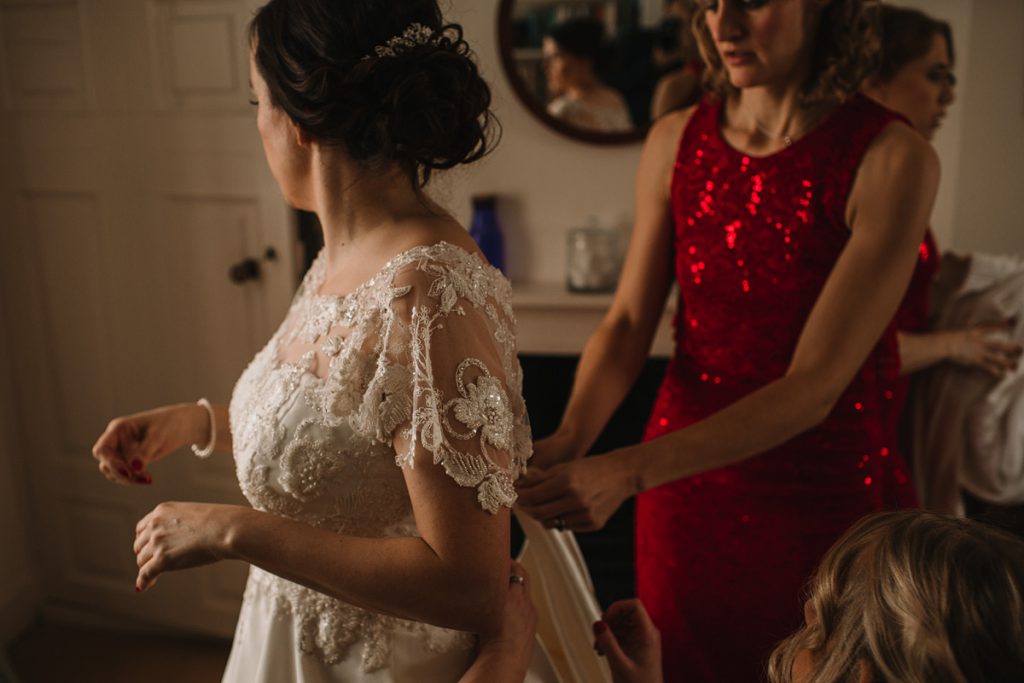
[786,117,939,393]
[375,206,483,262]
[643,105,697,196]
[652,69,700,119]
[593,84,628,107]
[846,118,940,233]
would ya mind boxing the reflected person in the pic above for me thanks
[544,18,633,133]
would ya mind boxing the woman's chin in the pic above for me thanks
[726,69,766,91]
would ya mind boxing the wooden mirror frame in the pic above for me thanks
[495,0,649,146]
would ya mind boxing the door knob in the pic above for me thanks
[229,257,261,284]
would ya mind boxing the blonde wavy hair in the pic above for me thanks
[768,511,1024,682]
[692,0,881,105]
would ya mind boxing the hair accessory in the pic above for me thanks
[366,22,435,59]
[191,398,216,458]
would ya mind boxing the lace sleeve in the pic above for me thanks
[358,250,532,514]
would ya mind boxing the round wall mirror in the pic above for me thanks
[497,0,702,146]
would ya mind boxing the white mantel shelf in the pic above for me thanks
[512,283,675,358]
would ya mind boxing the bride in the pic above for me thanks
[91,0,551,680]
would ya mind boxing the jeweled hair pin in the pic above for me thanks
[365,22,435,60]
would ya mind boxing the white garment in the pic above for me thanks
[910,253,1024,514]
[515,511,612,683]
[547,93,633,133]
[222,242,555,682]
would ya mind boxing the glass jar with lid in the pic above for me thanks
[566,225,623,293]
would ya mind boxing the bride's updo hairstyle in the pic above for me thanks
[250,0,497,187]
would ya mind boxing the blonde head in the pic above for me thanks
[769,511,1024,683]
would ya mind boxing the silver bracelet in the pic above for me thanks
[190,398,216,458]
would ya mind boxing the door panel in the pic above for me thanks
[23,190,116,455]
[0,0,292,637]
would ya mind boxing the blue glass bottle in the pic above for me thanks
[469,194,505,274]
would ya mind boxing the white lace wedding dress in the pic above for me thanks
[221,242,554,682]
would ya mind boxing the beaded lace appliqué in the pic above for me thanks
[228,242,530,671]
[243,567,474,670]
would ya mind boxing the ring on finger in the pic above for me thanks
[509,574,525,586]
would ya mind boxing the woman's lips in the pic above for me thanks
[723,50,755,66]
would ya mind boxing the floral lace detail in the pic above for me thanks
[447,360,514,451]
[228,241,531,669]
[244,567,474,672]
[392,300,527,513]
[358,363,414,444]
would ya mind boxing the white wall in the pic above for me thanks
[895,0,973,250]
[948,0,1024,255]
[898,0,1024,256]
[442,0,643,286]
[442,0,1023,287]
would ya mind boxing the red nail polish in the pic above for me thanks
[131,459,143,471]
[134,586,140,593]
[593,620,607,636]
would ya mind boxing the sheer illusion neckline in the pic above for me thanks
[273,240,501,379]
[308,240,490,301]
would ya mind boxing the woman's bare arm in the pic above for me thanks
[899,328,1021,377]
[533,110,689,468]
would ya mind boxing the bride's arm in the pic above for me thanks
[226,465,509,635]
[133,456,510,635]
[204,403,233,454]
[459,561,535,683]
[92,401,233,485]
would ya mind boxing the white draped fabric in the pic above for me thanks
[911,253,1024,514]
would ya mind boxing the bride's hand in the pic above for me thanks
[463,560,536,683]
[92,403,208,485]
[133,501,241,592]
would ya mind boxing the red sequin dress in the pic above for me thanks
[883,231,940,445]
[636,95,919,682]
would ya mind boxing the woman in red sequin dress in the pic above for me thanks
[863,6,1021,467]
[517,1,939,680]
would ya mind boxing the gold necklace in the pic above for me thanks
[753,119,797,147]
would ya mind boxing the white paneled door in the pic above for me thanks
[0,0,294,637]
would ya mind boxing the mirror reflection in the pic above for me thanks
[501,0,703,143]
